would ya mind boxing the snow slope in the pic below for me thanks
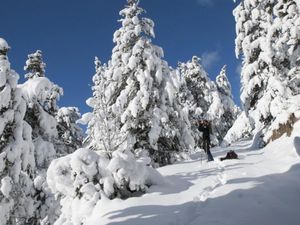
[83,121,300,225]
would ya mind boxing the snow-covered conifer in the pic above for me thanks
[179,56,224,145]
[176,64,202,148]
[24,50,46,79]
[56,107,83,155]
[21,50,64,224]
[82,57,129,158]
[233,0,300,144]
[179,59,239,145]
[213,65,240,141]
[85,0,187,165]
[0,38,36,225]
[179,56,213,117]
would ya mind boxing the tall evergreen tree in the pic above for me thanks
[234,0,300,144]
[83,57,129,158]
[85,0,189,165]
[21,50,64,224]
[56,107,83,155]
[179,59,239,145]
[179,56,213,118]
[0,38,36,225]
[212,65,240,141]
[179,56,225,145]
[24,50,46,79]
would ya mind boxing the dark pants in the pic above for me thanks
[203,138,214,161]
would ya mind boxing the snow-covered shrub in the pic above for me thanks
[0,38,36,225]
[47,147,163,225]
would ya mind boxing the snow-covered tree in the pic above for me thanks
[213,65,240,141]
[81,57,129,159]
[24,50,46,79]
[179,56,225,145]
[21,50,64,224]
[233,0,300,144]
[56,107,84,155]
[176,65,202,148]
[85,0,189,165]
[179,58,239,145]
[0,38,36,225]
[179,56,213,118]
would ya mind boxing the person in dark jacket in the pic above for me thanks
[198,120,214,161]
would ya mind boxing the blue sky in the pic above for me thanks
[1,0,241,115]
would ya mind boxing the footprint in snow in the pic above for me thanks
[217,173,227,185]
[194,160,227,202]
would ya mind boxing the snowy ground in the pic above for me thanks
[86,122,300,225]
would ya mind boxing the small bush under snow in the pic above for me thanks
[47,147,164,225]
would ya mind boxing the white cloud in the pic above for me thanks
[201,51,221,69]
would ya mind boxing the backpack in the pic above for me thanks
[220,150,238,161]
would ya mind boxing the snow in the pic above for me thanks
[0,176,12,198]
[80,121,300,225]
[223,111,253,145]
[1,1,299,224]
[19,77,55,103]
[47,147,164,225]
[0,38,9,51]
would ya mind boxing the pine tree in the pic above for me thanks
[213,65,240,141]
[179,59,239,145]
[179,56,213,118]
[24,50,46,79]
[0,38,36,225]
[83,57,129,158]
[176,64,201,148]
[21,50,64,224]
[179,56,224,145]
[56,107,83,155]
[234,0,300,144]
[86,0,187,165]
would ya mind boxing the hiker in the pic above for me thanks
[198,119,214,161]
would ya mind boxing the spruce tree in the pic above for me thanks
[24,50,46,79]
[0,38,36,225]
[56,107,83,155]
[21,50,63,224]
[86,0,187,165]
[234,0,300,144]
[179,56,223,145]
[213,65,240,141]
[179,56,213,118]
[83,57,130,158]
